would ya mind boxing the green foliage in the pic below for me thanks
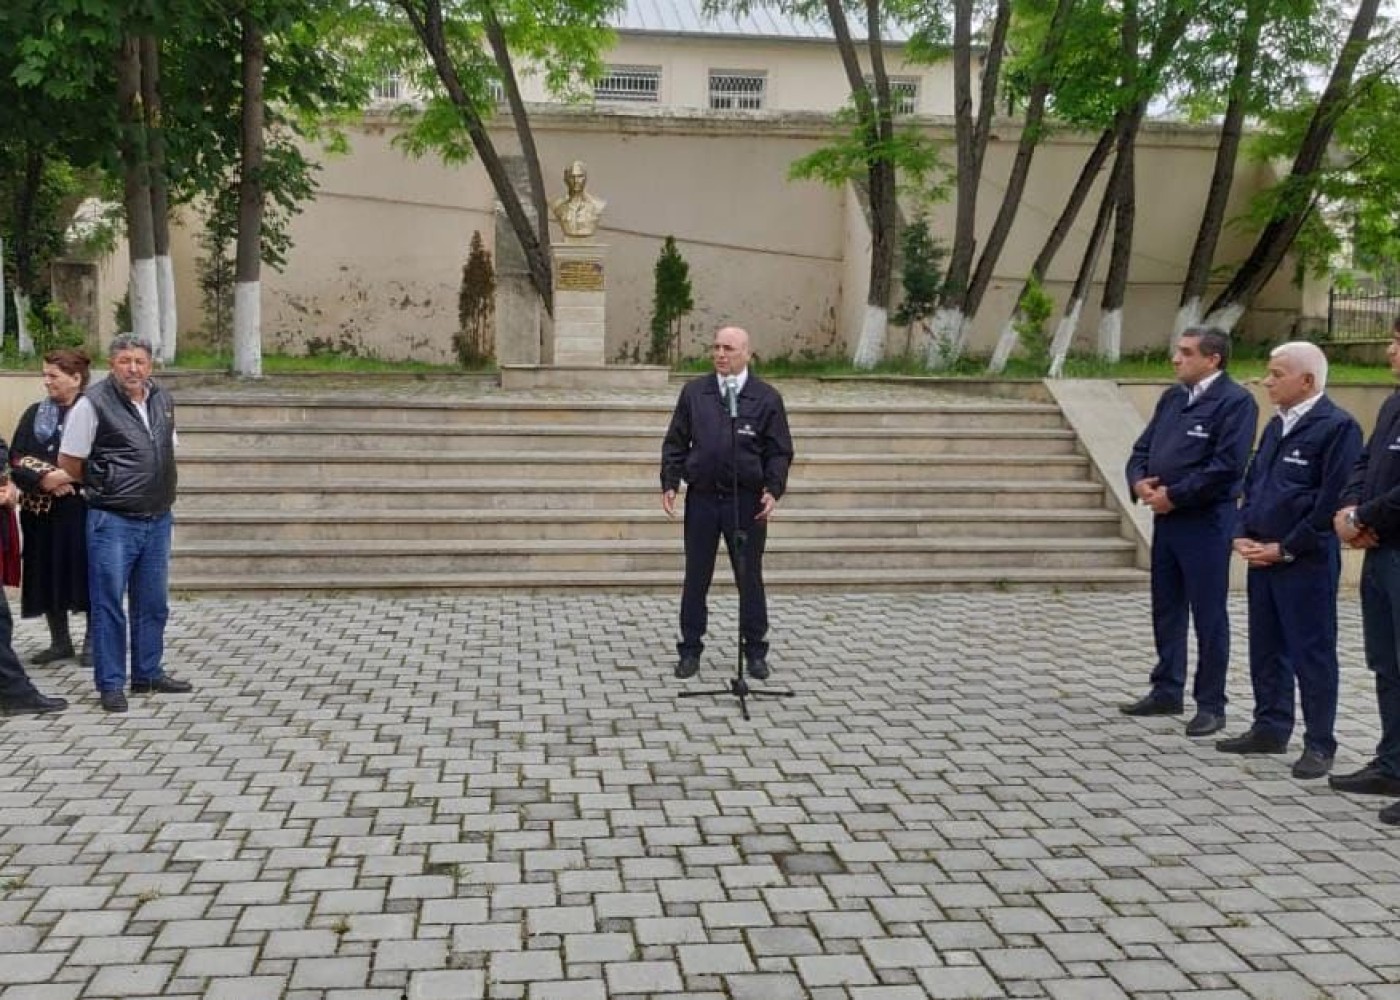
[195,214,236,355]
[789,105,950,202]
[1014,277,1055,366]
[456,230,495,367]
[648,236,694,365]
[892,215,945,328]
[28,301,88,355]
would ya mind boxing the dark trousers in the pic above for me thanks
[1148,505,1234,713]
[0,589,40,703]
[679,490,768,659]
[1247,557,1340,756]
[1358,547,1400,778]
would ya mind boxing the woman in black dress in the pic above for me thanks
[9,348,91,664]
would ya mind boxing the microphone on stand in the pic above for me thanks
[725,376,739,419]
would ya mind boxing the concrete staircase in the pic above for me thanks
[169,383,1147,595]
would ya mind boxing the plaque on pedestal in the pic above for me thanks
[550,242,607,367]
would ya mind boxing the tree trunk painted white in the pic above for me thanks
[0,238,6,349]
[14,291,32,356]
[233,280,262,377]
[129,257,159,344]
[1173,297,1201,345]
[1097,307,1122,363]
[926,307,967,368]
[852,303,887,370]
[1202,301,1245,333]
[156,253,177,364]
[1046,297,1085,378]
[986,313,1021,373]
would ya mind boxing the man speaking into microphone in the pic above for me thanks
[661,326,794,682]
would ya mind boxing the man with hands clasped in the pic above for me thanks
[1219,342,1361,779]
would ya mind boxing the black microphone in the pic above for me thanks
[725,376,739,418]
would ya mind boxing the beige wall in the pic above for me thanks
[150,106,1309,365]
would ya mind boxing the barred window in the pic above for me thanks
[371,71,403,104]
[863,75,920,115]
[709,70,766,110]
[487,78,505,103]
[595,65,661,103]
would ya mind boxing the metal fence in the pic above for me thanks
[1329,272,1400,341]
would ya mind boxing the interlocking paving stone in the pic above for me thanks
[2,592,1399,999]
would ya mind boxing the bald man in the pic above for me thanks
[1221,341,1361,779]
[661,326,794,682]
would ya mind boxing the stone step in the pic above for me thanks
[177,423,1081,456]
[173,396,1069,430]
[174,479,1110,511]
[171,565,1149,596]
[172,508,1124,542]
[175,451,1092,484]
[168,536,1138,575]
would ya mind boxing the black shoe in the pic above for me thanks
[100,690,128,713]
[674,654,700,680]
[746,656,770,681]
[30,644,75,665]
[0,692,68,716]
[1216,728,1288,754]
[1186,711,1227,737]
[1380,800,1400,826]
[130,674,193,694]
[1291,750,1334,780]
[1328,764,1400,796]
[1120,695,1184,717]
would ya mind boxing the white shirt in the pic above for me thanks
[716,368,749,397]
[1279,391,1323,437]
[1185,370,1222,406]
[60,384,177,459]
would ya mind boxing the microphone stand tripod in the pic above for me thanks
[679,378,793,721]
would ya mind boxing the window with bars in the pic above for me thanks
[709,70,766,110]
[862,75,920,115]
[371,71,403,104]
[595,65,661,103]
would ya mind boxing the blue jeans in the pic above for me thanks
[87,508,172,693]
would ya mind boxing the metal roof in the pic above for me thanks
[612,0,913,43]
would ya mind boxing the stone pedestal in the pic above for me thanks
[550,243,607,366]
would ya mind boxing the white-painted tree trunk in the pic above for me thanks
[986,313,1021,374]
[1172,298,1201,345]
[156,253,177,364]
[925,307,967,369]
[1097,307,1122,363]
[0,238,6,350]
[1046,297,1085,378]
[233,280,262,377]
[14,291,32,356]
[1202,302,1245,333]
[851,303,887,370]
[129,257,160,348]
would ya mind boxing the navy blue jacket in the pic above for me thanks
[1341,390,1400,544]
[661,374,794,498]
[1126,373,1258,512]
[1237,396,1362,560]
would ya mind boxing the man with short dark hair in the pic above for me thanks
[59,334,191,714]
[1220,342,1361,779]
[1123,327,1258,737]
[1334,315,1400,825]
[661,326,793,682]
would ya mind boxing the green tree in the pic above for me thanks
[648,236,694,366]
[456,229,495,366]
[891,214,944,358]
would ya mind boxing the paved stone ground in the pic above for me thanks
[2,592,1397,1000]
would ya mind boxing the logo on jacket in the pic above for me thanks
[1390,435,1400,452]
[738,423,756,437]
[1187,424,1210,439]
[1282,448,1309,467]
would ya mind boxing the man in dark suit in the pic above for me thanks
[0,466,68,716]
[1124,327,1258,736]
[1219,342,1361,779]
[661,326,794,682]
[1334,315,1400,825]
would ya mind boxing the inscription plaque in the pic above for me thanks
[556,259,605,292]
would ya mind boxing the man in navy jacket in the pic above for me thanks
[661,326,794,682]
[1334,315,1400,825]
[1124,327,1258,736]
[1220,342,1361,779]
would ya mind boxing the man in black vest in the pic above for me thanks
[59,334,191,714]
[661,326,794,681]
